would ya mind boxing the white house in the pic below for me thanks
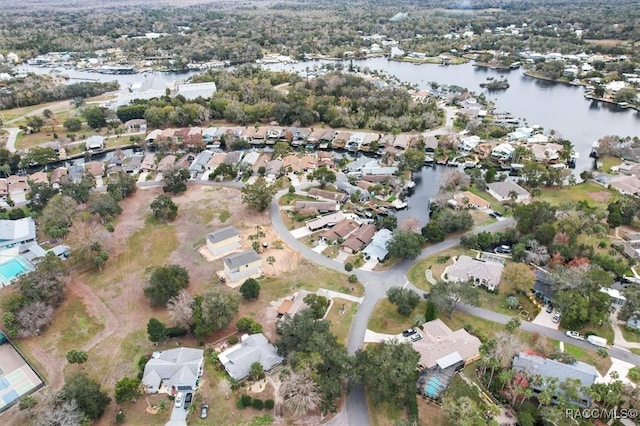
[363,229,393,261]
[223,249,261,282]
[487,181,531,203]
[445,255,504,291]
[459,135,481,152]
[142,347,204,394]
[491,143,516,159]
[206,226,241,258]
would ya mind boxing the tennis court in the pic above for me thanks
[0,338,44,412]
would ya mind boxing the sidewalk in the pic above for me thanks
[317,288,364,304]
[610,312,640,350]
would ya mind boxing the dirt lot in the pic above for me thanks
[1,184,361,425]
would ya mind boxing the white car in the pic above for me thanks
[566,331,583,340]
[174,392,184,408]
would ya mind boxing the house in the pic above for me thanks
[491,143,516,159]
[459,135,481,152]
[341,223,376,253]
[140,154,157,172]
[283,155,302,173]
[265,159,283,180]
[414,319,482,369]
[251,153,272,173]
[299,155,317,171]
[331,132,351,149]
[336,181,368,199]
[207,153,227,171]
[423,135,438,152]
[85,135,105,152]
[50,167,68,187]
[345,157,377,173]
[174,81,217,100]
[531,143,564,162]
[28,171,49,185]
[223,249,261,282]
[294,200,340,213]
[392,134,414,151]
[141,347,204,394]
[157,155,176,173]
[308,188,348,203]
[188,150,213,178]
[0,217,37,251]
[217,334,284,381]
[276,291,310,319]
[600,287,625,307]
[306,212,346,232]
[206,226,241,258]
[512,352,598,408]
[145,129,163,146]
[69,164,85,183]
[267,126,285,142]
[361,166,397,176]
[444,255,504,291]
[627,316,640,331]
[224,151,243,166]
[252,127,268,145]
[608,175,640,196]
[321,219,360,243]
[84,161,104,178]
[448,191,491,210]
[124,118,147,132]
[124,155,143,174]
[487,181,531,203]
[362,229,393,261]
[508,126,534,141]
[2,175,29,197]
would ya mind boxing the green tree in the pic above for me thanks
[41,194,77,238]
[106,172,137,201]
[60,371,111,420]
[387,287,420,316]
[25,115,44,132]
[27,182,59,211]
[20,146,58,167]
[425,300,438,321]
[513,201,557,234]
[614,88,637,104]
[535,223,556,246]
[150,194,178,220]
[241,177,277,212]
[236,317,263,333]
[88,193,122,221]
[303,293,330,319]
[147,317,168,343]
[144,265,190,308]
[66,349,88,364]
[239,278,260,300]
[192,288,240,338]
[249,362,264,381]
[114,377,141,404]
[83,106,108,129]
[376,214,397,231]
[162,166,190,194]
[501,263,535,294]
[421,221,445,242]
[355,341,419,405]
[209,163,235,180]
[63,117,83,132]
[402,147,426,172]
[430,280,480,318]
[505,317,522,333]
[310,166,336,189]
[442,395,486,426]
[387,231,424,259]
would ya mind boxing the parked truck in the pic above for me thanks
[587,335,607,348]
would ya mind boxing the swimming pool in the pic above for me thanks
[0,258,32,285]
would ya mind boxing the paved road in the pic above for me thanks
[4,127,19,153]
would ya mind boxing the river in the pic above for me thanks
[18,59,640,225]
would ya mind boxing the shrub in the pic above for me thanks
[251,398,264,410]
[348,274,358,283]
[265,399,275,409]
[115,410,125,424]
[237,394,252,409]
[344,263,353,272]
[597,348,609,358]
[628,367,640,383]
[237,317,263,334]
[166,326,188,338]
[228,335,239,345]
[387,287,420,316]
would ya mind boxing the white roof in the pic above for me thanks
[600,287,626,300]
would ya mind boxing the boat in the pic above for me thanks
[618,102,630,109]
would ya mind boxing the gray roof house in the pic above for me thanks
[445,255,504,291]
[188,150,213,178]
[142,347,204,393]
[487,181,531,203]
[206,226,241,258]
[217,334,284,381]
[125,155,143,174]
[223,249,262,282]
[0,218,37,250]
[85,135,105,152]
[512,352,598,408]
[362,229,393,261]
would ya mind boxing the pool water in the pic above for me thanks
[0,259,29,283]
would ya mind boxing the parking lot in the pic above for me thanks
[532,308,561,330]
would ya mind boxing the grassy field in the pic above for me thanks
[581,322,614,345]
[368,394,406,426]
[467,185,506,214]
[368,299,426,334]
[537,182,615,206]
[278,193,316,206]
[632,349,640,355]
[406,246,475,291]
[562,342,612,375]
[328,298,359,346]
[621,326,640,343]
[51,299,105,356]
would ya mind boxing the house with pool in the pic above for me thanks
[0,217,70,287]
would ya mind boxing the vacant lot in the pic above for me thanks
[537,182,614,205]
[0,184,361,425]
[369,298,427,334]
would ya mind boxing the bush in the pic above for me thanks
[387,287,420,316]
[115,410,125,424]
[628,367,640,382]
[344,263,353,272]
[597,348,609,358]
[237,317,263,333]
[237,394,252,409]
[265,399,275,409]
[228,335,239,345]
[166,326,188,338]
[239,278,260,300]
[251,398,264,410]
[348,274,358,283]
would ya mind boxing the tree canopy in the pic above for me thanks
[192,288,240,338]
[239,278,260,300]
[387,231,424,259]
[144,265,190,308]
[241,177,277,212]
[60,372,111,420]
[150,194,178,220]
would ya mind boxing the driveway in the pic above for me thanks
[165,403,187,426]
[4,128,20,153]
[531,309,560,330]
[290,226,313,239]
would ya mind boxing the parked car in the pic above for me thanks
[494,211,503,217]
[402,328,417,337]
[174,392,184,408]
[566,331,583,340]
[495,245,511,254]
[546,303,553,313]
[410,333,423,342]
[552,313,561,323]
[201,404,209,419]
[184,393,192,409]
[489,212,497,218]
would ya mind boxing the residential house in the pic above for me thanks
[206,153,227,171]
[265,159,283,180]
[317,151,334,168]
[345,157,377,173]
[299,155,317,171]
[294,201,340,213]
[600,287,625,307]
[289,127,310,146]
[224,151,243,166]
[251,153,272,173]
[252,127,268,145]
[68,164,85,183]
[306,212,346,232]
[206,226,241,258]
[0,217,37,252]
[487,181,531,203]
[84,161,104,178]
[341,224,376,253]
[1,175,29,198]
[308,188,348,203]
[141,347,204,394]
[491,143,516,159]
[361,166,398,176]
[336,181,369,200]
[157,155,176,173]
[85,135,105,152]
[531,143,564,162]
[188,150,213,178]
[283,155,302,173]
[124,155,143,174]
[508,127,534,141]
[28,171,48,185]
[321,219,360,243]
[608,175,640,196]
[307,129,325,146]
[145,129,163,146]
[267,126,285,143]
[347,133,366,152]
[392,134,414,151]
[174,81,217,100]
[140,154,157,173]
[423,135,438,153]
[414,319,482,369]
[124,119,147,132]
[50,167,68,187]
[240,152,260,170]
[512,352,598,408]
[331,132,351,149]
[241,127,257,142]
[448,191,491,210]
[223,249,261,282]
[276,291,311,319]
[362,229,393,261]
[217,334,284,381]
[316,129,336,149]
[445,255,504,291]
[627,316,640,331]
[202,127,218,148]
[459,135,481,152]
[106,164,125,176]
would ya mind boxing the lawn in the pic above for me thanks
[562,343,612,375]
[467,185,506,214]
[327,298,359,345]
[278,193,316,206]
[599,156,623,173]
[621,326,640,344]
[537,182,615,206]
[0,100,69,121]
[368,298,426,334]
[632,348,640,355]
[439,311,500,341]
[407,246,474,291]
[581,322,614,346]
[46,298,105,356]
[368,394,406,426]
